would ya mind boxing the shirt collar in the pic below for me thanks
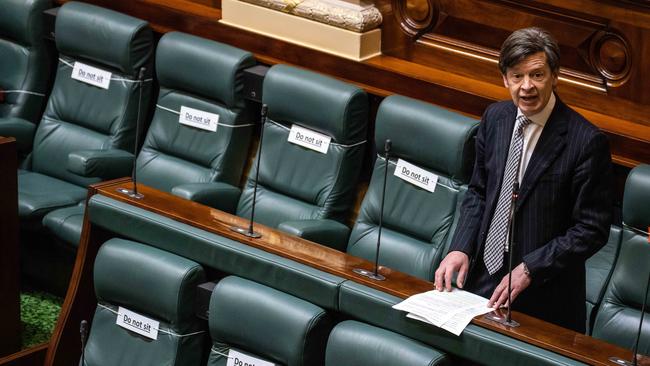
[516,92,556,127]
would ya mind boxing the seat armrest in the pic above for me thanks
[67,149,134,179]
[171,182,241,213]
[278,219,350,251]
[0,117,36,153]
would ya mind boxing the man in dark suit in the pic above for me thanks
[434,27,612,332]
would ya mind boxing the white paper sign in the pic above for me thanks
[116,307,159,340]
[71,62,111,89]
[226,349,275,366]
[179,106,219,132]
[287,124,331,154]
[394,158,439,193]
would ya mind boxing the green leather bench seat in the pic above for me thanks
[18,169,87,219]
[592,164,650,354]
[43,31,256,246]
[0,0,53,154]
[326,320,449,366]
[338,281,586,366]
[234,64,368,250]
[85,238,206,366]
[347,95,478,280]
[208,276,331,366]
[87,194,345,310]
[18,1,153,221]
[585,225,622,334]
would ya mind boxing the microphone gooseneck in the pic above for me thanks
[506,181,519,324]
[231,105,267,239]
[80,319,88,365]
[132,67,146,196]
[374,139,391,277]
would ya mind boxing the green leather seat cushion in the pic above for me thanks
[262,64,367,145]
[156,31,255,108]
[55,1,152,76]
[18,169,87,218]
[338,281,585,366]
[374,94,478,181]
[87,194,345,310]
[208,276,331,366]
[592,231,650,354]
[622,164,650,232]
[94,238,205,329]
[0,0,52,124]
[42,203,85,246]
[86,238,206,366]
[326,321,449,366]
[585,225,622,333]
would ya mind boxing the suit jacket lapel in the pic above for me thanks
[516,100,569,209]
[488,104,517,212]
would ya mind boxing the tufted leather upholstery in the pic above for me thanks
[0,0,54,153]
[585,225,622,334]
[325,321,449,366]
[43,31,255,245]
[208,276,332,366]
[347,95,478,280]
[18,1,153,220]
[235,64,368,250]
[84,238,206,366]
[592,164,650,353]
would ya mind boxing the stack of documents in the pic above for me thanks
[392,289,494,336]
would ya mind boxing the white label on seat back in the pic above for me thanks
[394,158,439,193]
[179,106,219,132]
[116,307,159,340]
[71,62,112,89]
[226,349,275,366]
[287,124,331,154]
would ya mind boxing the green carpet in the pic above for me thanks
[21,291,62,348]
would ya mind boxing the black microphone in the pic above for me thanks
[353,139,391,281]
[505,181,520,325]
[117,66,147,199]
[80,319,88,365]
[231,104,268,239]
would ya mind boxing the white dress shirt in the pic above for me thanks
[514,92,556,183]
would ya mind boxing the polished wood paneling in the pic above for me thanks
[0,137,21,357]
[52,0,650,167]
[44,180,647,366]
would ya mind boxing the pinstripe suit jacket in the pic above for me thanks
[450,97,612,332]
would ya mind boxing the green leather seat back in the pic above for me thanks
[592,164,650,353]
[208,276,332,366]
[585,225,622,334]
[325,321,449,366]
[86,238,206,366]
[347,95,478,280]
[236,64,368,228]
[0,0,53,123]
[29,1,153,187]
[137,31,255,191]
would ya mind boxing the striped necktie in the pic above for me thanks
[483,115,532,275]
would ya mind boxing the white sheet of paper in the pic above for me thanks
[394,289,493,336]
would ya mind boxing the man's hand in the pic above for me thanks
[434,251,469,291]
[487,262,531,308]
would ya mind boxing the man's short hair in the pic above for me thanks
[499,27,560,75]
